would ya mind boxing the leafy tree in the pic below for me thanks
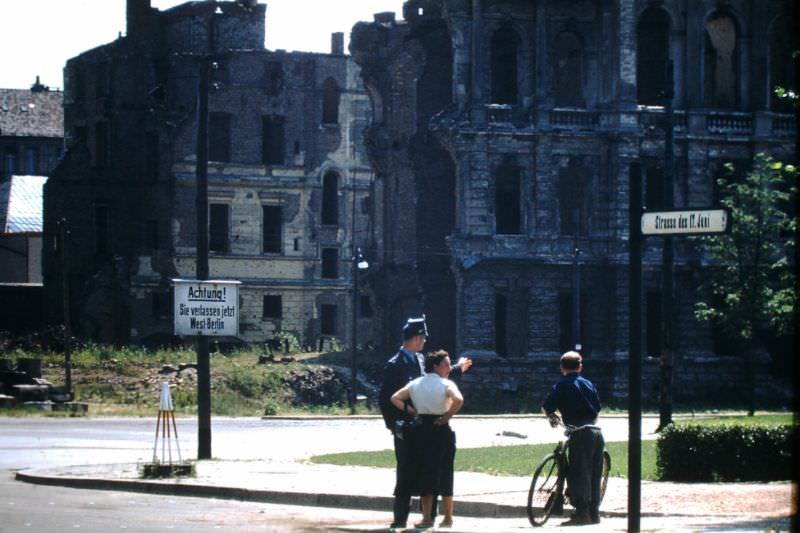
[693,154,796,413]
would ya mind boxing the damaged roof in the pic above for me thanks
[0,175,48,235]
[0,89,63,138]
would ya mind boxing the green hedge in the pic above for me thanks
[656,424,796,482]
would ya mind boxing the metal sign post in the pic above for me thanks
[628,201,730,531]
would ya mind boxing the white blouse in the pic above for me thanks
[408,373,458,415]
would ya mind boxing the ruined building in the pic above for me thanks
[350,0,796,406]
[43,0,796,407]
[44,0,377,348]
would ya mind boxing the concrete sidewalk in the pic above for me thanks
[15,458,794,528]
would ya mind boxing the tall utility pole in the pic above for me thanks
[350,250,359,415]
[659,61,675,430]
[195,7,216,461]
[628,163,643,533]
[58,218,72,400]
[572,208,582,352]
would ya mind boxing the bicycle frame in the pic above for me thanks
[527,422,610,527]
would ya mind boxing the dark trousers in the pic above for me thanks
[392,430,439,524]
[392,433,413,524]
[567,427,604,520]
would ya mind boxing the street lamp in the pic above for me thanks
[350,247,368,414]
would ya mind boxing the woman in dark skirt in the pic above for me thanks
[391,350,464,528]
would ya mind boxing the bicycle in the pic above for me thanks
[526,419,611,527]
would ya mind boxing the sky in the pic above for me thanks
[0,0,406,90]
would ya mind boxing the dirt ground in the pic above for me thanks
[600,478,796,518]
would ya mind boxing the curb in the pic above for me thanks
[15,469,650,519]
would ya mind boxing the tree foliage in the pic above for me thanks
[693,153,796,348]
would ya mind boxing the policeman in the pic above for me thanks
[378,316,472,529]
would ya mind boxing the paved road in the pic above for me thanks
[1,416,793,532]
[0,415,656,470]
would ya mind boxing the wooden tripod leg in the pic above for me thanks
[169,410,183,462]
[152,411,162,463]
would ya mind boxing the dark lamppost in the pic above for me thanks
[350,248,368,414]
[659,61,675,430]
[572,208,582,353]
[57,218,72,400]
[195,4,222,460]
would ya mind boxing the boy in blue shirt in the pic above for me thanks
[542,351,604,525]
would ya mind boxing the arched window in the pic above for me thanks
[769,16,795,112]
[491,28,519,105]
[322,78,339,124]
[704,13,738,108]
[637,7,671,105]
[554,32,584,107]
[321,171,338,226]
[495,160,521,234]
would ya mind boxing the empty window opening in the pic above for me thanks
[262,205,283,254]
[645,166,665,210]
[704,13,738,108]
[94,121,109,168]
[23,147,37,174]
[209,112,231,162]
[769,16,795,112]
[322,77,339,124]
[262,295,282,319]
[209,203,229,253]
[495,162,522,234]
[262,115,285,165]
[3,149,16,178]
[95,63,109,98]
[554,32,584,107]
[144,219,159,250]
[321,248,339,279]
[495,293,508,357]
[491,28,519,105]
[95,204,110,257]
[152,290,171,320]
[321,304,337,335]
[645,291,662,358]
[637,8,671,105]
[264,61,283,97]
[145,132,159,183]
[321,172,339,226]
[558,165,588,236]
[359,294,373,318]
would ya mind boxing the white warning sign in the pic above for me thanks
[173,279,241,336]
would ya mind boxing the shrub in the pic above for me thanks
[657,423,797,482]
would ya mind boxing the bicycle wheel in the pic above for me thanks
[527,453,564,527]
[599,450,611,503]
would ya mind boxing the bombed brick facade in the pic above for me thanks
[44,0,377,349]
[351,0,796,407]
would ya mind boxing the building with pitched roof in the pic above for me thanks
[0,78,64,182]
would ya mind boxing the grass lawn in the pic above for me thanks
[310,440,659,480]
[310,415,794,480]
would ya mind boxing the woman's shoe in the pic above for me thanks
[438,518,453,528]
[413,521,434,529]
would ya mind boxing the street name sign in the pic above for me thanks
[641,209,729,236]
[173,279,241,336]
